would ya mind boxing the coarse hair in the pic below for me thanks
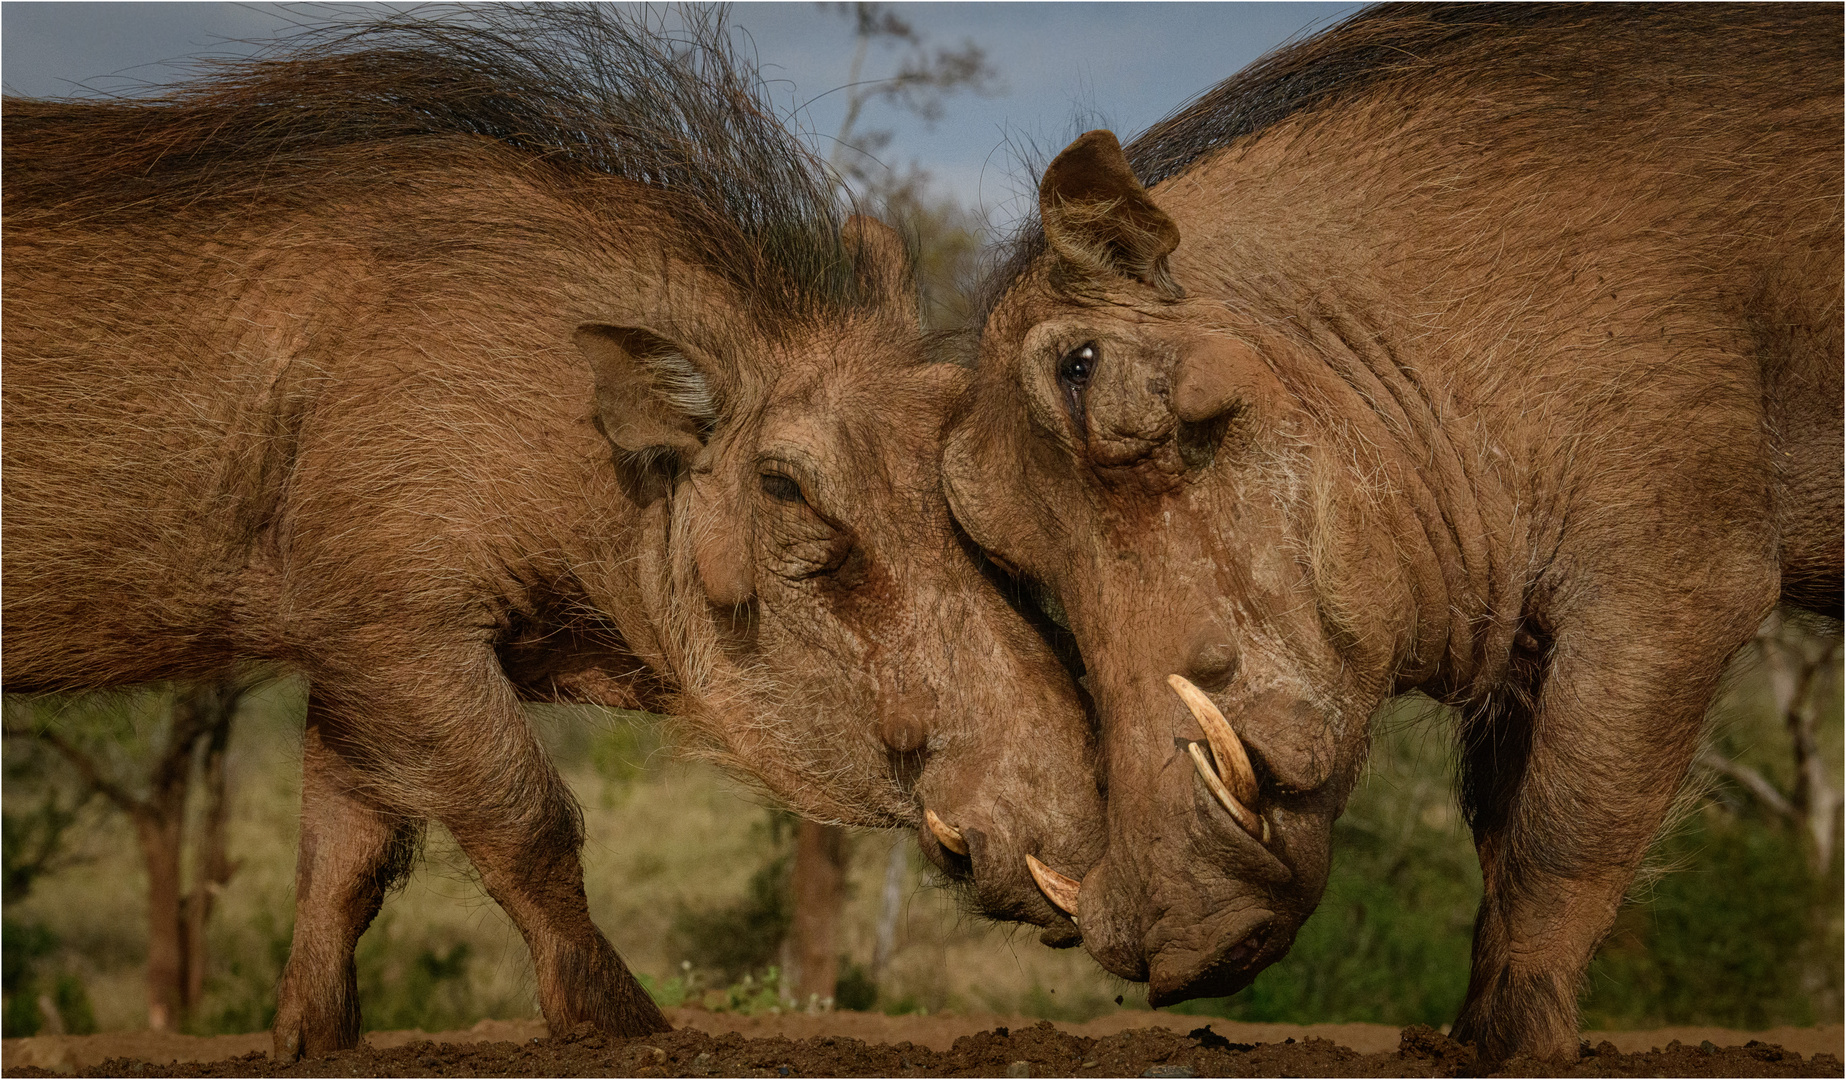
[981,2,1839,312]
[3,4,867,324]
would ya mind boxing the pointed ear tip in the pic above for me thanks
[1060,128,1119,150]
[1056,129,1125,163]
[1043,130,1141,203]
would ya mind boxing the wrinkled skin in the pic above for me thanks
[949,254,1375,1007]
[3,122,1103,1056]
[609,279,1106,931]
[948,9,1841,1064]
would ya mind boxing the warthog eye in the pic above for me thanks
[759,472,804,504]
[1058,342,1097,434]
[1058,342,1097,389]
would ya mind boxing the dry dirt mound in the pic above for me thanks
[3,1014,1839,1078]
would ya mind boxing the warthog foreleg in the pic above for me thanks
[271,660,668,1061]
[273,709,421,1060]
[1451,563,1776,1064]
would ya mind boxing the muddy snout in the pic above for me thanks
[917,805,1090,947]
[1070,673,1342,1005]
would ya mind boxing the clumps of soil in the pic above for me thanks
[11,1021,1838,1078]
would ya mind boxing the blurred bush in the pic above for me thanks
[833,961,879,1012]
[1170,697,1481,1026]
[1583,805,1839,1028]
[3,617,1835,1036]
[2,736,100,1037]
[358,920,479,1033]
[666,811,796,986]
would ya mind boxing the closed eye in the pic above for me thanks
[760,472,805,504]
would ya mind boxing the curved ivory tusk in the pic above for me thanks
[925,809,969,856]
[1026,854,1081,918]
[1168,673,1260,808]
[1188,742,1269,843]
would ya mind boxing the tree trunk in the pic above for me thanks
[1757,614,1843,873]
[45,680,247,1032]
[181,689,238,1016]
[134,808,186,1031]
[786,820,850,1009]
[871,834,906,983]
[1787,638,1843,872]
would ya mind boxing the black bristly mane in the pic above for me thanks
[984,3,1832,310]
[3,5,864,319]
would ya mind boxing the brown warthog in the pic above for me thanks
[948,4,1842,1064]
[3,8,1101,1058]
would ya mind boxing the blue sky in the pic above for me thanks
[1,2,1361,223]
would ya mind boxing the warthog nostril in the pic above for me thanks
[1222,936,1260,970]
[1025,854,1080,917]
[925,808,969,855]
[1169,674,1270,844]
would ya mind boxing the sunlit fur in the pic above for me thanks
[956,4,1841,1065]
[4,6,1103,1056]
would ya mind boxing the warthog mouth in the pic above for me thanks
[1146,907,1283,1006]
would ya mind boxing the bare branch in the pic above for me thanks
[825,1,1002,183]
[1694,749,1797,821]
[23,726,146,816]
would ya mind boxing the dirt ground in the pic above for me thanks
[3,1009,1840,1077]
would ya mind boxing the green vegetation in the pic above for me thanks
[1,625,1838,1036]
[666,812,796,986]
[2,736,101,1037]
[3,917,98,1037]
[1175,636,1842,1029]
[1584,806,1838,1029]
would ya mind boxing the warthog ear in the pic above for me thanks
[576,324,755,604]
[844,214,920,328]
[1039,130,1182,297]
[574,323,719,475]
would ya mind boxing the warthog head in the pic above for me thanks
[580,217,1103,936]
[947,133,1412,997]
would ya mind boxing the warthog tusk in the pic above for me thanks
[1168,673,1260,807]
[1026,854,1081,918]
[925,809,969,856]
[1187,742,1269,843]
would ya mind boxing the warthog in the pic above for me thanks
[948,4,1841,1063]
[2,8,1101,1057]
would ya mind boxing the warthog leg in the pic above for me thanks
[272,658,668,1060]
[1450,559,1777,1064]
[272,708,421,1060]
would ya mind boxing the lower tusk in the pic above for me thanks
[1026,854,1081,918]
[1188,742,1269,843]
[925,809,969,856]
[1168,673,1260,807]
